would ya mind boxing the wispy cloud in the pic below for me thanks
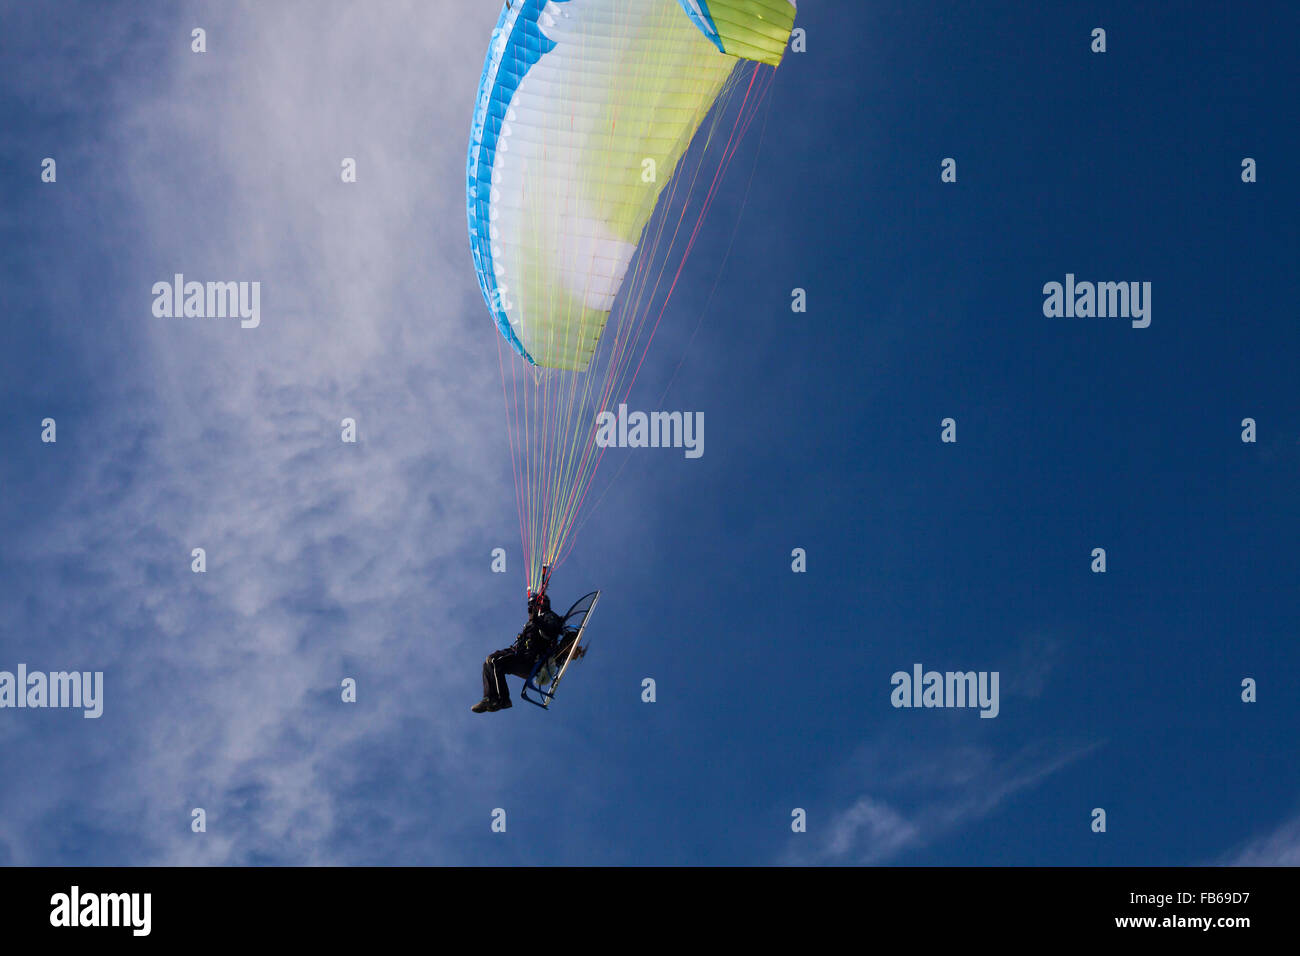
[788,740,1098,865]
[0,1,518,864]
[822,797,919,862]
[1223,810,1300,866]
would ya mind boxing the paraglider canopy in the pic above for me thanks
[466,0,797,594]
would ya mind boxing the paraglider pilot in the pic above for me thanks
[473,591,564,713]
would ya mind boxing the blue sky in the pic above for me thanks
[1,0,1297,865]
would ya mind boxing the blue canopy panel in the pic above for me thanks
[466,0,796,368]
[675,0,726,54]
[466,0,558,366]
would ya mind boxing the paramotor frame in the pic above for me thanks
[520,590,601,709]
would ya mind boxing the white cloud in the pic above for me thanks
[0,1,523,864]
[1224,811,1300,866]
[823,797,919,863]
[789,740,1098,865]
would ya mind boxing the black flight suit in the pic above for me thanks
[483,608,564,704]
